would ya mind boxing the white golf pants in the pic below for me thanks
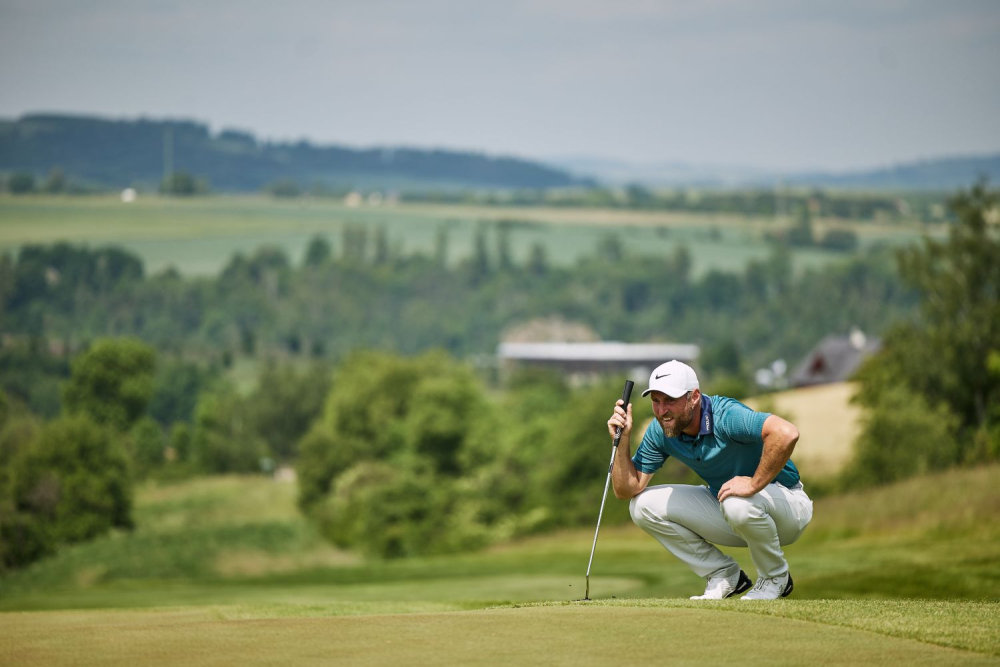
[629,482,813,580]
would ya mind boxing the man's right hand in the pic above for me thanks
[607,399,632,441]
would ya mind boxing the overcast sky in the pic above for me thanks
[1,0,998,171]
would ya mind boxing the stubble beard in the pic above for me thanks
[660,401,695,438]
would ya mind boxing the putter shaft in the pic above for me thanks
[584,439,619,598]
[584,380,633,600]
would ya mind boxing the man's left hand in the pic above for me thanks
[717,476,759,502]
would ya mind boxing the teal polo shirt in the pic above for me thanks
[631,395,800,497]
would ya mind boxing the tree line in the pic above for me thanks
[402,186,948,223]
[1,225,915,418]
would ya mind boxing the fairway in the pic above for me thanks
[3,602,997,666]
[0,195,934,277]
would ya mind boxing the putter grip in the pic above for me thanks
[613,380,634,445]
[620,380,634,407]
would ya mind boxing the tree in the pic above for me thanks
[373,226,390,265]
[7,415,133,547]
[341,224,368,262]
[496,223,513,271]
[148,359,214,427]
[528,242,548,276]
[786,205,814,247]
[850,181,1000,481]
[296,350,488,536]
[895,181,1000,432]
[246,362,330,461]
[62,339,156,432]
[190,386,268,473]
[160,171,207,196]
[129,416,166,478]
[303,235,332,267]
[434,225,450,267]
[7,172,36,194]
[468,223,491,283]
[265,179,301,197]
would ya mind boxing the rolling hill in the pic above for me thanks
[0,114,591,192]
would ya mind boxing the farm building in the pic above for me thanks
[497,341,700,384]
[790,328,881,388]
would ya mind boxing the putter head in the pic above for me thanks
[585,575,590,600]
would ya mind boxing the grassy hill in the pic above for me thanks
[1,464,998,664]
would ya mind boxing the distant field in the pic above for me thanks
[0,195,938,277]
[1,465,998,664]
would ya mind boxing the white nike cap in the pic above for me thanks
[642,360,700,398]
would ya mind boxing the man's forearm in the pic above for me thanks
[611,434,643,499]
[751,431,798,491]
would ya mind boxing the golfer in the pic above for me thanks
[607,360,813,600]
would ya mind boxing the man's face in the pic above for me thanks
[650,390,699,438]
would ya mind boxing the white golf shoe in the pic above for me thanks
[690,569,752,600]
[741,572,793,600]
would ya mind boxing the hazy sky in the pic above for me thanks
[2,0,999,171]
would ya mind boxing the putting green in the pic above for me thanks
[2,605,994,666]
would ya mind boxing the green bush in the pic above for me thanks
[842,384,960,489]
[7,414,133,547]
[317,457,464,559]
[0,400,49,571]
[296,350,483,514]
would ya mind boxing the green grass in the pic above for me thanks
[1,466,998,664]
[2,602,997,666]
[0,194,935,277]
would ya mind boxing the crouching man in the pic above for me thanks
[607,360,813,600]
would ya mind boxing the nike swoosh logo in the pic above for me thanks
[655,373,672,379]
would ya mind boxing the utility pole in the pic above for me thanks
[163,125,173,197]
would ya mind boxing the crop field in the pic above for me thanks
[2,465,998,665]
[0,195,939,277]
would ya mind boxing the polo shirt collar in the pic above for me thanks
[679,395,713,442]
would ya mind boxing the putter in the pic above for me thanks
[584,379,634,600]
